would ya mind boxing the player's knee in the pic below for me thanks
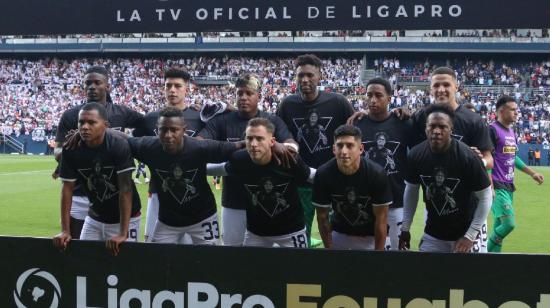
[499,215,516,236]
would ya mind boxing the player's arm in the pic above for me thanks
[315,207,332,249]
[372,204,389,251]
[400,181,420,250]
[455,185,492,253]
[108,170,133,256]
[515,156,544,184]
[53,180,75,250]
[206,162,229,176]
[312,169,332,248]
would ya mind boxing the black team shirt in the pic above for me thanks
[355,114,413,209]
[59,130,141,224]
[132,108,204,138]
[56,101,145,196]
[128,136,238,227]
[312,158,393,236]
[198,110,293,210]
[225,150,309,236]
[410,104,493,151]
[277,91,355,169]
[132,108,205,194]
[405,139,491,241]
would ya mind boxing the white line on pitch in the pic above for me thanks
[0,170,52,176]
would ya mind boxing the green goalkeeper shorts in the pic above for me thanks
[491,189,514,219]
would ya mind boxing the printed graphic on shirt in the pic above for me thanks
[156,165,198,205]
[152,128,197,137]
[363,132,400,175]
[78,160,118,202]
[451,134,464,142]
[292,109,333,154]
[332,188,372,226]
[244,178,290,217]
[420,167,460,216]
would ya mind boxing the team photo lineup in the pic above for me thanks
[18,51,534,255]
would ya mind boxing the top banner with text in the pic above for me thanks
[0,0,549,36]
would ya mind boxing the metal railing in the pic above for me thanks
[2,36,550,45]
[0,133,24,153]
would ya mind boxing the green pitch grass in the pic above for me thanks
[0,154,548,253]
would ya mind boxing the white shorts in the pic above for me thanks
[243,228,308,248]
[152,213,220,245]
[144,193,159,242]
[221,207,247,246]
[70,196,90,220]
[80,216,141,242]
[332,231,375,250]
[385,207,403,250]
[419,233,486,253]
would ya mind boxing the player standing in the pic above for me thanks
[129,107,245,244]
[198,74,296,246]
[353,78,413,250]
[399,104,492,253]
[211,118,311,248]
[313,125,392,250]
[54,66,144,239]
[487,96,544,252]
[132,68,206,242]
[277,54,355,246]
[53,103,141,255]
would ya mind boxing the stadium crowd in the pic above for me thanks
[1,56,550,145]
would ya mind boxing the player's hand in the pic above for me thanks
[63,129,81,150]
[469,146,483,160]
[51,171,59,180]
[453,237,474,253]
[532,173,544,185]
[272,142,297,169]
[398,231,411,250]
[346,110,368,125]
[392,107,411,120]
[106,234,127,256]
[53,231,72,251]
[189,103,201,111]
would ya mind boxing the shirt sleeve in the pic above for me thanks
[472,120,493,152]
[489,125,498,151]
[201,139,238,163]
[224,151,243,176]
[123,106,146,130]
[292,155,311,183]
[312,170,331,208]
[59,150,77,182]
[55,110,77,144]
[113,138,136,174]
[467,154,491,191]
[270,114,294,142]
[340,95,355,119]
[404,150,420,185]
[197,116,220,140]
[127,137,143,161]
